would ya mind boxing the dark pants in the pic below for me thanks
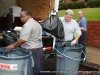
[31,48,44,75]
[78,31,86,59]
[33,73,42,75]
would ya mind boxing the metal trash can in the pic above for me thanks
[0,47,33,75]
[54,41,85,75]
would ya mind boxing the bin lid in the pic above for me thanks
[0,47,32,60]
[55,41,83,52]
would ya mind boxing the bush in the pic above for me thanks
[59,2,85,10]
[84,0,88,2]
[87,0,100,8]
[59,3,67,10]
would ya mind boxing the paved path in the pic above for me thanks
[86,46,100,65]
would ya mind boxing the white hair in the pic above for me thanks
[66,9,74,16]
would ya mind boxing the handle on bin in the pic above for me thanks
[54,46,86,61]
[56,42,83,52]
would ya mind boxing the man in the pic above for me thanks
[60,9,81,45]
[56,9,81,75]
[6,10,44,75]
[78,10,87,62]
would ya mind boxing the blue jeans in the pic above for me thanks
[78,31,86,59]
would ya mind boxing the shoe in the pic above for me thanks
[80,58,86,63]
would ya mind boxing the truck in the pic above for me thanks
[0,0,59,57]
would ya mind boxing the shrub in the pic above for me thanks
[59,2,85,10]
[84,0,88,2]
[87,0,100,8]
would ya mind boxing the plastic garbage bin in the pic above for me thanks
[0,47,33,75]
[54,41,85,75]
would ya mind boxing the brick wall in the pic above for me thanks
[16,0,54,20]
[64,0,72,3]
[85,21,100,48]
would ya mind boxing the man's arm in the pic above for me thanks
[80,27,87,31]
[6,38,26,51]
[71,35,80,45]
[80,19,87,31]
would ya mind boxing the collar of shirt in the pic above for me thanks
[22,18,33,28]
[79,16,84,20]
[26,18,33,22]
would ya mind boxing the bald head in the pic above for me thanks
[22,10,32,16]
[20,10,32,23]
[78,10,84,18]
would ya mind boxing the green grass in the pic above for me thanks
[58,8,100,21]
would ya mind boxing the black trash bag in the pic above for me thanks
[2,30,20,45]
[40,14,64,39]
[0,47,28,57]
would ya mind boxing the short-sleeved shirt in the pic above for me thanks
[60,17,81,41]
[20,18,43,49]
[78,17,87,31]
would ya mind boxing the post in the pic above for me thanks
[54,0,59,12]
[9,8,13,31]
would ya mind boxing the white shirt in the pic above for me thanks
[60,17,81,41]
[20,18,43,49]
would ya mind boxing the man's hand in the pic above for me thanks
[71,39,77,45]
[6,44,15,51]
[6,39,25,51]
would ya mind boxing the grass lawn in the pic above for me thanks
[58,8,100,21]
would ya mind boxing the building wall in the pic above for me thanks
[78,0,84,2]
[64,0,72,3]
[0,0,54,19]
[16,0,54,20]
[85,21,100,48]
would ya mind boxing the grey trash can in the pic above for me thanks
[54,42,84,75]
[0,47,33,75]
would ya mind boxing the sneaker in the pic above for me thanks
[81,58,86,63]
